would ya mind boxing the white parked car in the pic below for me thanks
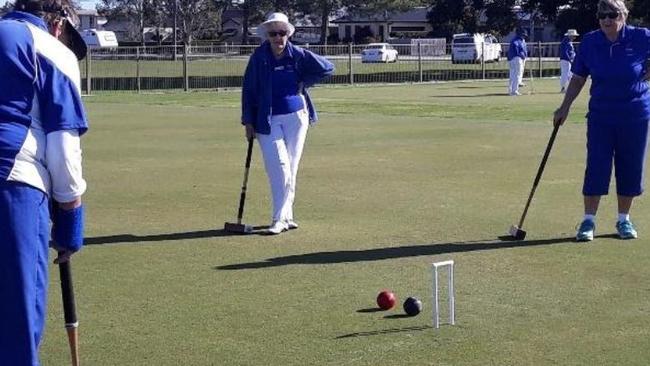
[81,29,118,48]
[451,33,501,63]
[361,43,398,63]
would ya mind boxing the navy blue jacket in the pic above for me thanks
[241,41,335,134]
[507,36,527,61]
[560,37,575,62]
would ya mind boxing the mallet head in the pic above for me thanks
[224,222,253,234]
[508,225,526,240]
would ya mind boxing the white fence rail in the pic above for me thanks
[80,42,570,94]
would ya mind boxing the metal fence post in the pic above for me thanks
[85,48,91,95]
[418,42,423,83]
[136,47,141,93]
[348,43,353,85]
[481,41,486,80]
[538,41,542,78]
[183,43,189,92]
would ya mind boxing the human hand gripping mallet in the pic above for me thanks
[51,200,85,366]
[508,122,561,240]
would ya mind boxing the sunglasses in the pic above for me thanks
[597,11,620,20]
[267,30,288,38]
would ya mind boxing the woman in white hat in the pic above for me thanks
[242,12,335,234]
[559,29,578,93]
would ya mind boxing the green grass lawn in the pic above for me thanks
[40,79,650,365]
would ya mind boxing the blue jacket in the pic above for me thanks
[560,37,575,62]
[507,36,527,61]
[241,41,335,134]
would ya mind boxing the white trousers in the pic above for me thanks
[508,57,524,94]
[560,60,572,90]
[257,108,309,223]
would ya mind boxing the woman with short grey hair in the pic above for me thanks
[597,0,628,18]
[553,0,650,241]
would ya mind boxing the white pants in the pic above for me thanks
[508,57,524,94]
[560,60,572,90]
[257,108,309,223]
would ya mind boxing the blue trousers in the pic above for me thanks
[583,118,650,196]
[0,180,50,366]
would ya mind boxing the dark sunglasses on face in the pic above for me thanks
[597,11,620,20]
[268,30,288,37]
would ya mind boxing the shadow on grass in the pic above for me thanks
[357,308,384,313]
[215,236,577,270]
[336,325,431,339]
[434,93,508,98]
[384,314,413,319]
[435,92,558,98]
[84,226,271,245]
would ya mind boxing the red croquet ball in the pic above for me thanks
[376,290,396,310]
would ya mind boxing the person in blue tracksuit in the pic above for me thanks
[241,12,334,235]
[0,0,88,364]
[507,29,528,96]
[553,0,650,242]
[559,29,579,93]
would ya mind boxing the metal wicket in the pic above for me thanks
[432,260,455,329]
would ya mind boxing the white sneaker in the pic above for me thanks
[267,221,288,235]
[509,91,521,96]
[286,220,299,230]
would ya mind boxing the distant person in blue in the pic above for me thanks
[553,0,650,242]
[507,29,528,96]
[242,12,334,235]
[0,0,88,364]
[559,29,579,93]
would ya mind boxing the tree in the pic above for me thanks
[1,1,15,14]
[291,0,342,45]
[237,0,269,44]
[98,0,149,45]
[524,0,598,39]
[629,0,650,26]
[176,0,228,44]
[483,0,517,37]
[427,0,481,38]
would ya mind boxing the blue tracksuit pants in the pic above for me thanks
[0,180,50,366]
[583,118,650,196]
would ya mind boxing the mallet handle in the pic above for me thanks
[236,138,254,224]
[518,124,560,228]
[59,258,80,366]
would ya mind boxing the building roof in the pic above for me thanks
[332,6,429,24]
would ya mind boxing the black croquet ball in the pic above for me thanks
[403,297,422,316]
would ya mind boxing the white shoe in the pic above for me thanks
[267,221,288,235]
[509,91,521,96]
[286,220,299,230]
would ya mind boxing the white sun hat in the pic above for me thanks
[257,12,295,38]
[564,29,579,37]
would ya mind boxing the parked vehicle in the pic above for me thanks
[81,29,118,48]
[361,43,398,63]
[451,33,501,64]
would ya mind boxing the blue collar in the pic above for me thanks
[263,40,296,61]
[597,24,630,44]
[1,11,49,32]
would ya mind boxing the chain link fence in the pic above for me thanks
[80,41,571,94]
